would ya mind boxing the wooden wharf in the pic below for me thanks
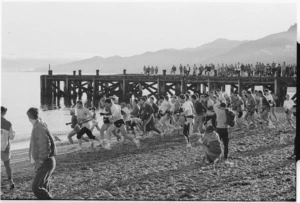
[40,68,296,109]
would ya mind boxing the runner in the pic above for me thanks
[179,94,194,148]
[66,108,89,145]
[283,94,296,129]
[213,101,230,161]
[138,96,162,137]
[99,98,122,148]
[191,94,207,135]
[90,107,101,133]
[264,89,278,122]
[104,98,141,149]
[75,101,101,149]
[1,106,15,189]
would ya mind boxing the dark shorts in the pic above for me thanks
[238,111,243,118]
[114,119,125,128]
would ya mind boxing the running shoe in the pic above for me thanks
[104,142,111,150]
[134,139,141,149]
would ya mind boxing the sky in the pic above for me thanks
[2,1,297,60]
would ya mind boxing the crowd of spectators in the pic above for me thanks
[143,66,159,76]
[168,62,297,77]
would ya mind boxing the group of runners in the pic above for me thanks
[1,87,296,199]
[66,88,296,161]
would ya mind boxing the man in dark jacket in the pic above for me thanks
[191,95,207,135]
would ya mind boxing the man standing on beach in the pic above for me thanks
[1,106,15,189]
[27,107,57,200]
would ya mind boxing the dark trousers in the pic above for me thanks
[32,157,56,200]
[205,114,216,128]
[76,127,96,139]
[216,128,229,159]
[144,116,161,134]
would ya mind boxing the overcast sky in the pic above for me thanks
[2,2,297,60]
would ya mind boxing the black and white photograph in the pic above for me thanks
[1,0,298,201]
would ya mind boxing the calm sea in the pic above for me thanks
[1,72,296,147]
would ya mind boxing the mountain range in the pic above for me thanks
[2,24,296,73]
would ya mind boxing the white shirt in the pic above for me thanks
[182,101,193,116]
[265,94,274,102]
[122,107,131,121]
[110,104,123,122]
[283,99,295,110]
[76,107,92,128]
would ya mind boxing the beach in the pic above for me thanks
[1,109,296,200]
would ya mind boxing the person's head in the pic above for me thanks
[187,91,191,96]
[1,106,7,117]
[159,96,165,103]
[92,107,96,112]
[178,94,186,104]
[258,90,264,97]
[191,94,197,102]
[165,95,169,102]
[27,107,39,124]
[216,89,221,95]
[246,90,252,97]
[104,98,112,107]
[76,100,83,109]
[139,96,147,105]
[212,95,218,102]
[133,98,139,106]
[219,102,227,109]
[206,125,215,134]
[203,93,210,101]
[185,94,189,101]
[70,108,76,115]
[149,96,155,103]
[286,94,290,100]
[209,91,215,98]
[171,95,178,103]
[264,89,270,95]
[120,102,127,109]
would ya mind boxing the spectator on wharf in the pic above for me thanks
[151,66,155,75]
[213,101,230,160]
[155,66,158,75]
[281,62,286,77]
[277,63,282,77]
[193,64,197,76]
[143,66,147,75]
[179,64,183,75]
[283,94,296,129]
[146,66,151,76]
[171,65,176,75]
[1,106,15,189]
[27,107,57,200]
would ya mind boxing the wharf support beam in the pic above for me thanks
[40,70,296,110]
